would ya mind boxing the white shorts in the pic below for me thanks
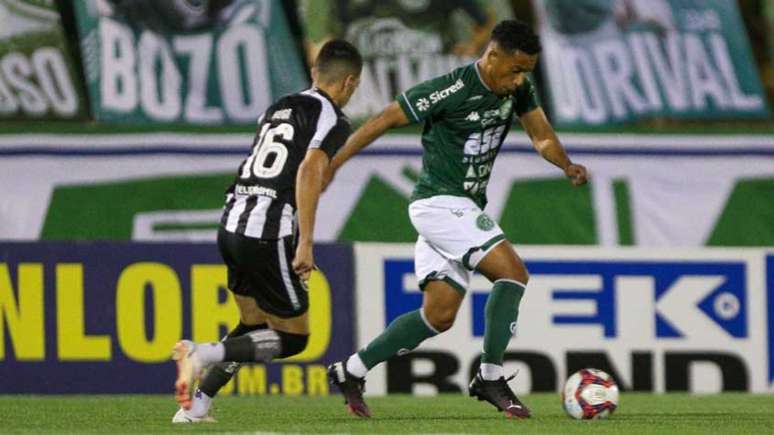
[408,195,506,294]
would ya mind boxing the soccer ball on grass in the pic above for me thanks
[562,368,619,420]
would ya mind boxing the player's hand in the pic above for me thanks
[565,163,588,186]
[292,243,315,282]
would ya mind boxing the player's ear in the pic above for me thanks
[344,74,359,91]
[310,66,319,83]
[487,46,499,64]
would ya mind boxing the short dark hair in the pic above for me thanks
[491,19,541,55]
[314,39,363,83]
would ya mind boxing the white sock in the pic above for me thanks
[187,389,212,418]
[195,342,225,366]
[346,353,368,379]
[480,363,503,381]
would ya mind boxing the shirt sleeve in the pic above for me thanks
[311,119,350,159]
[513,75,541,117]
[397,73,465,123]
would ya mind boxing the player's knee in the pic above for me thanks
[502,263,529,285]
[226,322,268,340]
[276,331,309,358]
[425,307,457,332]
[516,269,529,285]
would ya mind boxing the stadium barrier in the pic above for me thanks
[0,242,354,394]
[2,241,773,395]
[353,244,774,395]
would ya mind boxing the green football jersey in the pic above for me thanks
[397,63,540,208]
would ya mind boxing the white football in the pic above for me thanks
[562,368,619,420]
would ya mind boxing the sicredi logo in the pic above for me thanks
[429,79,464,104]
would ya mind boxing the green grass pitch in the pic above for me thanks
[1,393,773,434]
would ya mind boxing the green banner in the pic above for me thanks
[2,133,773,247]
[72,0,307,124]
[0,0,88,120]
[298,0,513,121]
[534,0,769,126]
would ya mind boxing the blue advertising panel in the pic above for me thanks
[0,242,354,394]
[356,245,772,394]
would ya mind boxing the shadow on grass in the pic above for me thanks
[613,412,771,420]
[314,415,529,424]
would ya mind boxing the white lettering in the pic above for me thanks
[1,53,46,115]
[628,33,663,111]
[138,32,181,121]
[428,79,464,104]
[218,25,269,122]
[236,184,277,199]
[568,47,608,124]
[100,18,137,112]
[174,34,223,123]
[594,39,648,119]
[272,108,292,120]
[685,33,729,109]
[709,33,763,111]
[32,48,77,116]
[0,74,18,114]
[645,33,690,112]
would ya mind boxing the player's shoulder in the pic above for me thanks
[427,63,475,89]
[422,64,476,101]
[272,91,324,115]
[265,89,348,125]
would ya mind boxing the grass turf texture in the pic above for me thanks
[0,393,773,434]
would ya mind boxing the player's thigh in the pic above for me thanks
[263,311,309,335]
[233,294,269,325]
[415,235,468,330]
[234,294,309,334]
[475,239,529,284]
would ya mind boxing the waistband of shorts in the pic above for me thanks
[410,194,479,209]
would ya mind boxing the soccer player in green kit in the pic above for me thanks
[327,20,588,419]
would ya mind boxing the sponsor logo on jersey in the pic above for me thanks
[499,100,513,120]
[236,184,277,199]
[272,109,292,120]
[416,97,431,112]
[466,95,483,102]
[465,111,480,122]
[430,79,465,103]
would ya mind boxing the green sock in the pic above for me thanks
[481,280,526,365]
[358,309,438,369]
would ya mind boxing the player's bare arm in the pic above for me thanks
[520,106,588,186]
[293,149,330,279]
[330,102,410,173]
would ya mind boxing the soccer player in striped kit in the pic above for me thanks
[170,39,362,423]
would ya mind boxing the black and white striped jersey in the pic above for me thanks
[220,88,350,240]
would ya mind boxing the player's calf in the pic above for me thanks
[171,330,308,409]
[221,329,308,361]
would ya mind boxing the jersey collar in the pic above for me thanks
[311,87,336,106]
[474,61,493,92]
